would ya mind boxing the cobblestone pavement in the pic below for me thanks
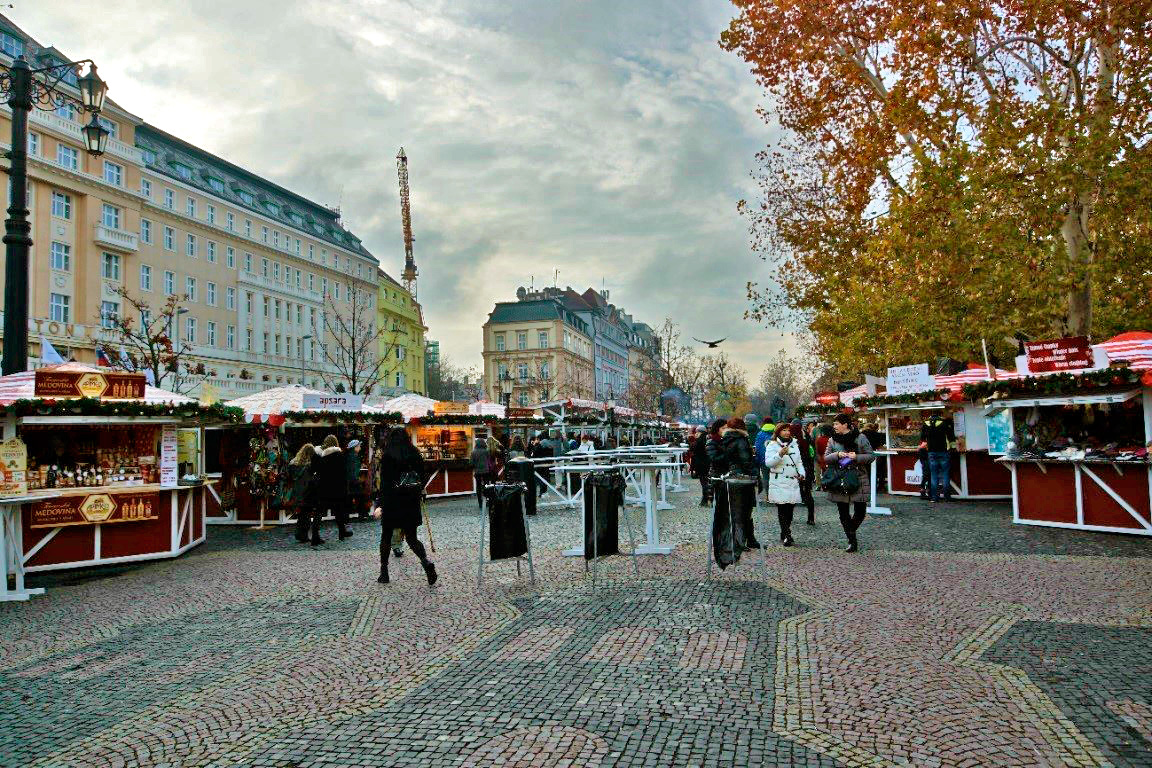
[2,485,1150,767]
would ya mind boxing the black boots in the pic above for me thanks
[377,567,389,584]
[338,527,353,541]
[845,533,858,553]
[422,560,438,586]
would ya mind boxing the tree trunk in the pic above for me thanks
[1060,192,1093,337]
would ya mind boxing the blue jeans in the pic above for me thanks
[927,452,951,501]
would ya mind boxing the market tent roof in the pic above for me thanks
[1099,332,1152,371]
[934,364,1019,394]
[468,400,505,417]
[225,384,333,425]
[381,393,438,421]
[0,363,194,406]
[839,384,869,405]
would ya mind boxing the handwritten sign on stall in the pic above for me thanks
[34,370,145,400]
[160,426,179,486]
[29,491,159,528]
[1025,336,1093,372]
[0,437,27,498]
[886,364,934,396]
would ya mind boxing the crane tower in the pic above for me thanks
[396,147,418,298]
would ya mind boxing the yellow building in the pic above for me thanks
[481,299,595,406]
[377,269,426,395]
[0,16,381,397]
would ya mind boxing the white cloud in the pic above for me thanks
[19,0,801,383]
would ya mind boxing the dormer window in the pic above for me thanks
[172,162,194,181]
[236,189,255,205]
[290,213,304,226]
[0,31,24,59]
[265,201,281,216]
[140,148,157,164]
[206,175,225,194]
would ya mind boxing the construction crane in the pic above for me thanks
[396,147,418,298]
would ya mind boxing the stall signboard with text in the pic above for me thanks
[433,402,469,416]
[1024,336,1093,373]
[814,391,841,406]
[160,426,179,486]
[506,408,536,419]
[301,394,364,411]
[29,491,159,528]
[886,364,934,396]
[34,370,146,400]
[0,437,27,498]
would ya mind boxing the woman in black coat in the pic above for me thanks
[315,435,352,540]
[690,430,711,506]
[373,427,437,585]
[706,417,761,549]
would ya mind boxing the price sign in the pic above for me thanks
[1025,336,1093,373]
[886,364,934,396]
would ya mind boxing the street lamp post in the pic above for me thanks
[300,334,313,386]
[606,390,616,447]
[1,56,109,374]
[499,370,514,448]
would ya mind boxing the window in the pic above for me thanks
[244,219,252,236]
[519,392,530,407]
[164,271,175,295]
[245,292,253,314]
[55,102,77,121]
[308,273,314,291]
[49,293,70,322]
[101,203,121,229]
[308,244,314,260]
[295,239,301,255]
[56,144,78,170]
[185,233,196,257]
[274,299,281,320]
[101,252,121,281]
[286,335,292,356]
[517,332,527,350]
[140,219,152,244]
[273,231,279,248]
[396,346,406,360]
[395,372,406,389]
[274,334,281,355]
[539,361,549,380]
[207,321,216,346]
[206,282,216,306]
[538,331,548,348]
[244,252,252,272]
[97,116,118,138]
[226,212,235,231]
[174,164,193,182]
[263,296,269,317]
[207,204,216,224]
[226,247,235,269]
[226,287,235,310]
[186,197,197,217]
[261,226,268,243]
[295,304,302,324]
[262,333,269,353]
[335,282,341,301]
[246,329,253,351]
[140,264,152,292]
[517,363,529,381]
[28,132,40,157]
[273,262,280,281]
[497,363,508,380]
[140,309,152,328]
[208,177,225,194]
[100,301,119,330]
[495,333,506,352]
[186,276,196,301]
[103,161,123,186]
[295,270,302,289]
[51,192,71,219]
[261,258,269,277]
[140,178,151,198]
[0,31,24,58]
[50,242,70,271]
[310,307,316,329]
[164,189,175,209]
[206,241,216,262]
[185,317,195,343]
[163,227,174,251]
[226,325,235,350]
[141,148,157,164]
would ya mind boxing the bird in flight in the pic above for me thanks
[693,337,726,348]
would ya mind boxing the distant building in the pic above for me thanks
[481,298,594,405]
[424,339,440,382]
[376,270,426,395]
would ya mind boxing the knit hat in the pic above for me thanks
[347,439,361,450]
[761,423,775,433]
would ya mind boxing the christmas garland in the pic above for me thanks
[0,397,245,423]
[280,409,405,424]
[852,389,954,408]
[794,403,848,418]
[962,366,1144,401]
[409,413,547,426]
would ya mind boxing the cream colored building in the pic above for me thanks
[481,299,595,405]
[0,16,380,397]
[377,269,427,395]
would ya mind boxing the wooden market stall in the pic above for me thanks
[0,364,239,591]
[970,333,1152,536]
[866,366,1017,500]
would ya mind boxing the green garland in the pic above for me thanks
[410,412,547,426]
[1,397,244,423]
[280,409,405,424]
[852,389,953,408]
[962,366,1142,401]
[795,403,846,418]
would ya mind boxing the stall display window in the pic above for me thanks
[20,424,163,490]
[411,426,473,461]
[1009,402,1147,462]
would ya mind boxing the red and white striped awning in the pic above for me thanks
[0,363,194,406]
[1098,331,1152,371]
[934,364,1020,395]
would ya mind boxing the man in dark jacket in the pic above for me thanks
[316,435,352,540]
[790,419,817,525]
[919,412,955,503]
[527,433,552,498]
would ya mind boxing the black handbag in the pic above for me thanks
[821,464,861,495]
[395,469,423,490]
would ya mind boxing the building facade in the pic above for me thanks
[0,16,381,397]
[481,299,594,406]
[377,270,426,395]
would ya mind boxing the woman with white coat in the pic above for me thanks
[764,423,807,547]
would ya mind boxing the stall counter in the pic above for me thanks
[1002,458,1151,534]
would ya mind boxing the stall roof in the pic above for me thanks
[468,400,505,417]
[0,363,194,406]
[381,393,439,422]
[1099,332,1152,371]
[935,364,1019,394]
[226,384,333,424]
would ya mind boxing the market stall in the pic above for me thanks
[864,366,1017,500]
[0,364,240,592]
[967,333,1152,536]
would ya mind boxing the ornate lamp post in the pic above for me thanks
[1,56,109,374]
[499,370,514,446]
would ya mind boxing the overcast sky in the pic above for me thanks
[24,0,798,383]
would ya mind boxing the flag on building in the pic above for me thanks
[95,346,111,367]
[40,337,64,364]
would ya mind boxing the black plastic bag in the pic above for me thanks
[583,470,626,560]
[483,482,528,560]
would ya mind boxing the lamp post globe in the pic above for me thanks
[81,114,109,155]
[77,63,107,111]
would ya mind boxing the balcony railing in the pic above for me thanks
[93,225,139,253]
[29,108,143,164]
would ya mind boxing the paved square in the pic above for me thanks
[1,492,1149,767]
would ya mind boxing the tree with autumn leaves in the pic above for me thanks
[722,0,1152,377]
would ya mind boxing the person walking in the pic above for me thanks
[791,419,817,525]
[470,438,491,509]
[289,443,321,545]
[707,416,761,549]
[316,435,353,540]
[920,411,955,503]
[764,423,806,546]
[824,414,874,552]
[690,427,712,506]
[754,422,774,498]
[486,435,504,480]
[527,433,552,498]
[508,435,527,460]
[372,427,437,585]
[345,439,366,521]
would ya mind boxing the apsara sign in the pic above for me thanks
[34,370,146,400]
[29,491,159,528]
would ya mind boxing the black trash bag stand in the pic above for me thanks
[582,470,639,586]
[706,473,766,578]
[476,482,536,587]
